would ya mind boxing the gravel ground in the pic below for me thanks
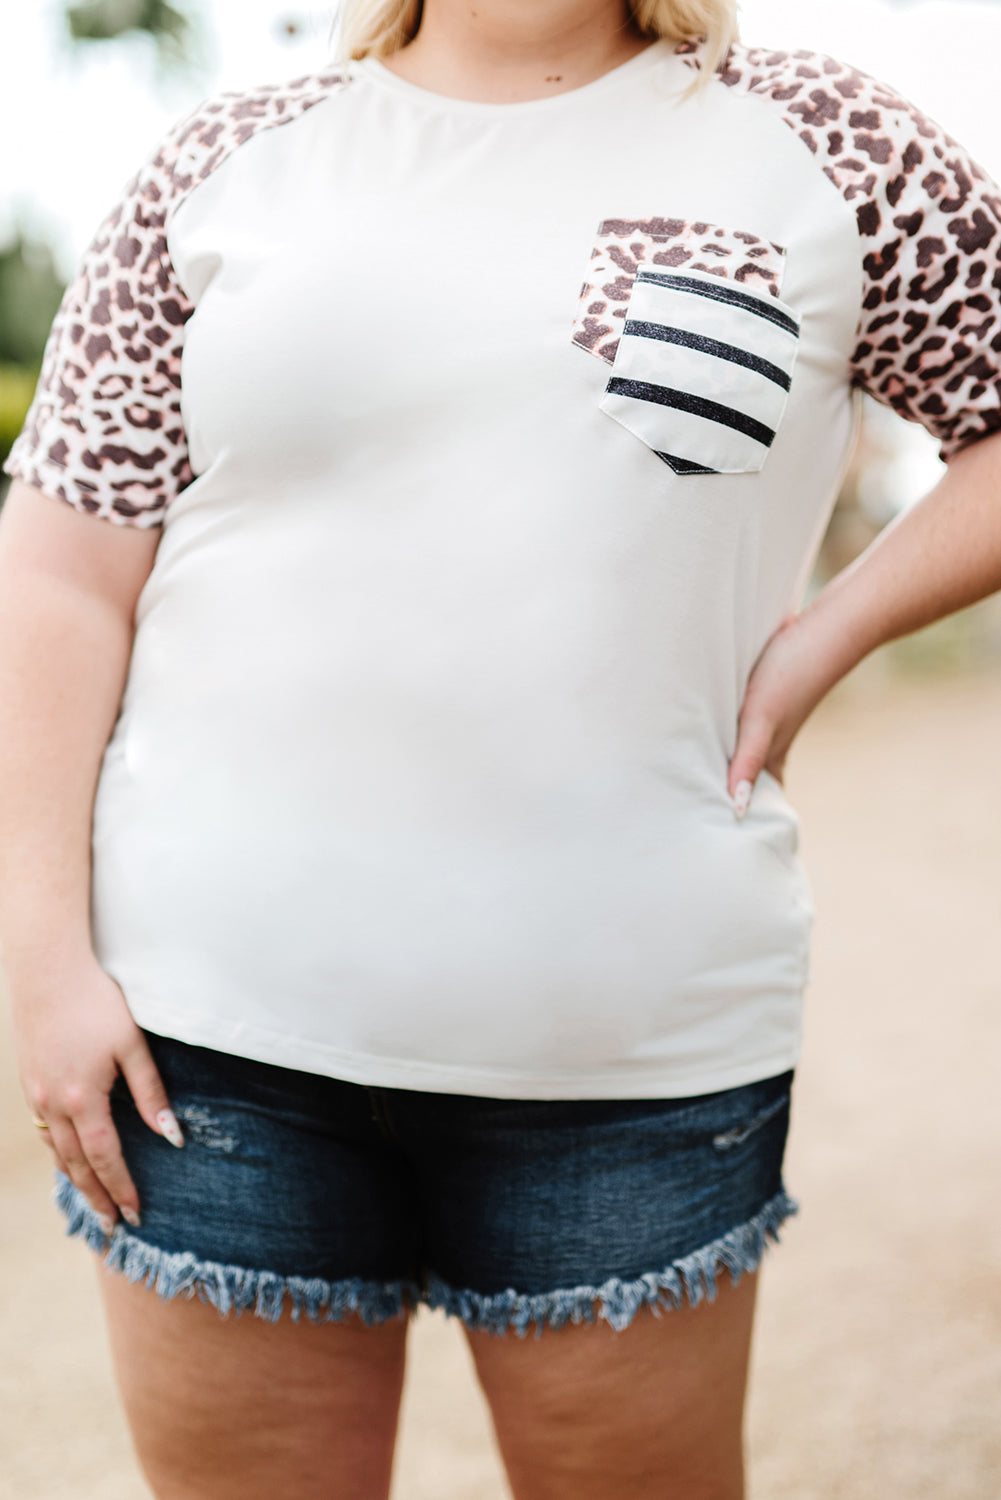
[2,654,999,1500]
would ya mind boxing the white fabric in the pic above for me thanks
[83,40,872,1096]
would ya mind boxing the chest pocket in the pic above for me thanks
[571,218,801,475]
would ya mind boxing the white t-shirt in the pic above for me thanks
[7,37,1001,1097]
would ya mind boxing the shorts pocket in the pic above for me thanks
[571,217,800,475]
[711,1088,792,1151]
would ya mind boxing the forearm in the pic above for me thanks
[0,567,134,979]
[797,428,1001,695]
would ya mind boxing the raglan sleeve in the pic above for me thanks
[847,74,1001,463]
[2,112,199,527]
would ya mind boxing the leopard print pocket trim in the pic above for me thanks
[571,218,788,368]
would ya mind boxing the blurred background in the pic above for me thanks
[1,3,999,1497]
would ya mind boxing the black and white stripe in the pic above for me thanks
[635,269,800,336]
[621,320,792,392]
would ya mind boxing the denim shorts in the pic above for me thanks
[53,1031,797,1337]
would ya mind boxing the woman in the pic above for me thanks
[2,0,1000,1495]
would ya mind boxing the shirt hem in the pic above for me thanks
[122,993,803,1100]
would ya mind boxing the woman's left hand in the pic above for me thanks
[727,609,837,817]
[729,428,1001,820]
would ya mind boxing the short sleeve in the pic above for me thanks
[715,45,1001,465]
[2,124,197,527]
[847,84,1001,463]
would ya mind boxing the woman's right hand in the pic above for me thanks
[8,952,184,1234]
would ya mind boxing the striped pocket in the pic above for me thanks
[572,219,800,475]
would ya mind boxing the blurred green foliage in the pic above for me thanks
[0,365,42,471]
[65,0,194,66]
[0,231,66,370]
[0,231,67,492]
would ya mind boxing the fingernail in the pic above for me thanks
[156,1109,185,1148]
[97,1211,116,1237]
[120,1205,141,1228]
[733,779,754,820]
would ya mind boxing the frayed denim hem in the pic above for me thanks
[424,1187,799,1339]
[52,1172,797,1338]
[52,1173,419,1326]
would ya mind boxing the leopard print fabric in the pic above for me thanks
[572,218,787,366]
[5,70,349,527]
[681,39,1001,461]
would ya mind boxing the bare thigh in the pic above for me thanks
[465,1269,759,1500]
[96,1266,410,1500]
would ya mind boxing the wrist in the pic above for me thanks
[0,927,97,991]
[793,569,881,699]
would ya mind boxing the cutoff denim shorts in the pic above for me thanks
[54,1030,798,1337]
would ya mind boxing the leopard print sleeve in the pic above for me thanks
[715,44,1001,463]
[3,70,347,526]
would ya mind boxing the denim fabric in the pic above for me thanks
[53,1030,797,1336]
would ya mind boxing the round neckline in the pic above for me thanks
[352,37,676,117]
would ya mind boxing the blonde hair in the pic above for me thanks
[330,1,738,86]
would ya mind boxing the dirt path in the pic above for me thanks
[2,657,999,1499]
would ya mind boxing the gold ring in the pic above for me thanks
[31,1114,51,1130]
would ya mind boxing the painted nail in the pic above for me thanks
[120,1205,141,1228]
[156,1109,185,1148]
[97,1211,116,1237]
[733,779,754,820]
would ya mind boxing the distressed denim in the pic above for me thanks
[54,1030,797,1337]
